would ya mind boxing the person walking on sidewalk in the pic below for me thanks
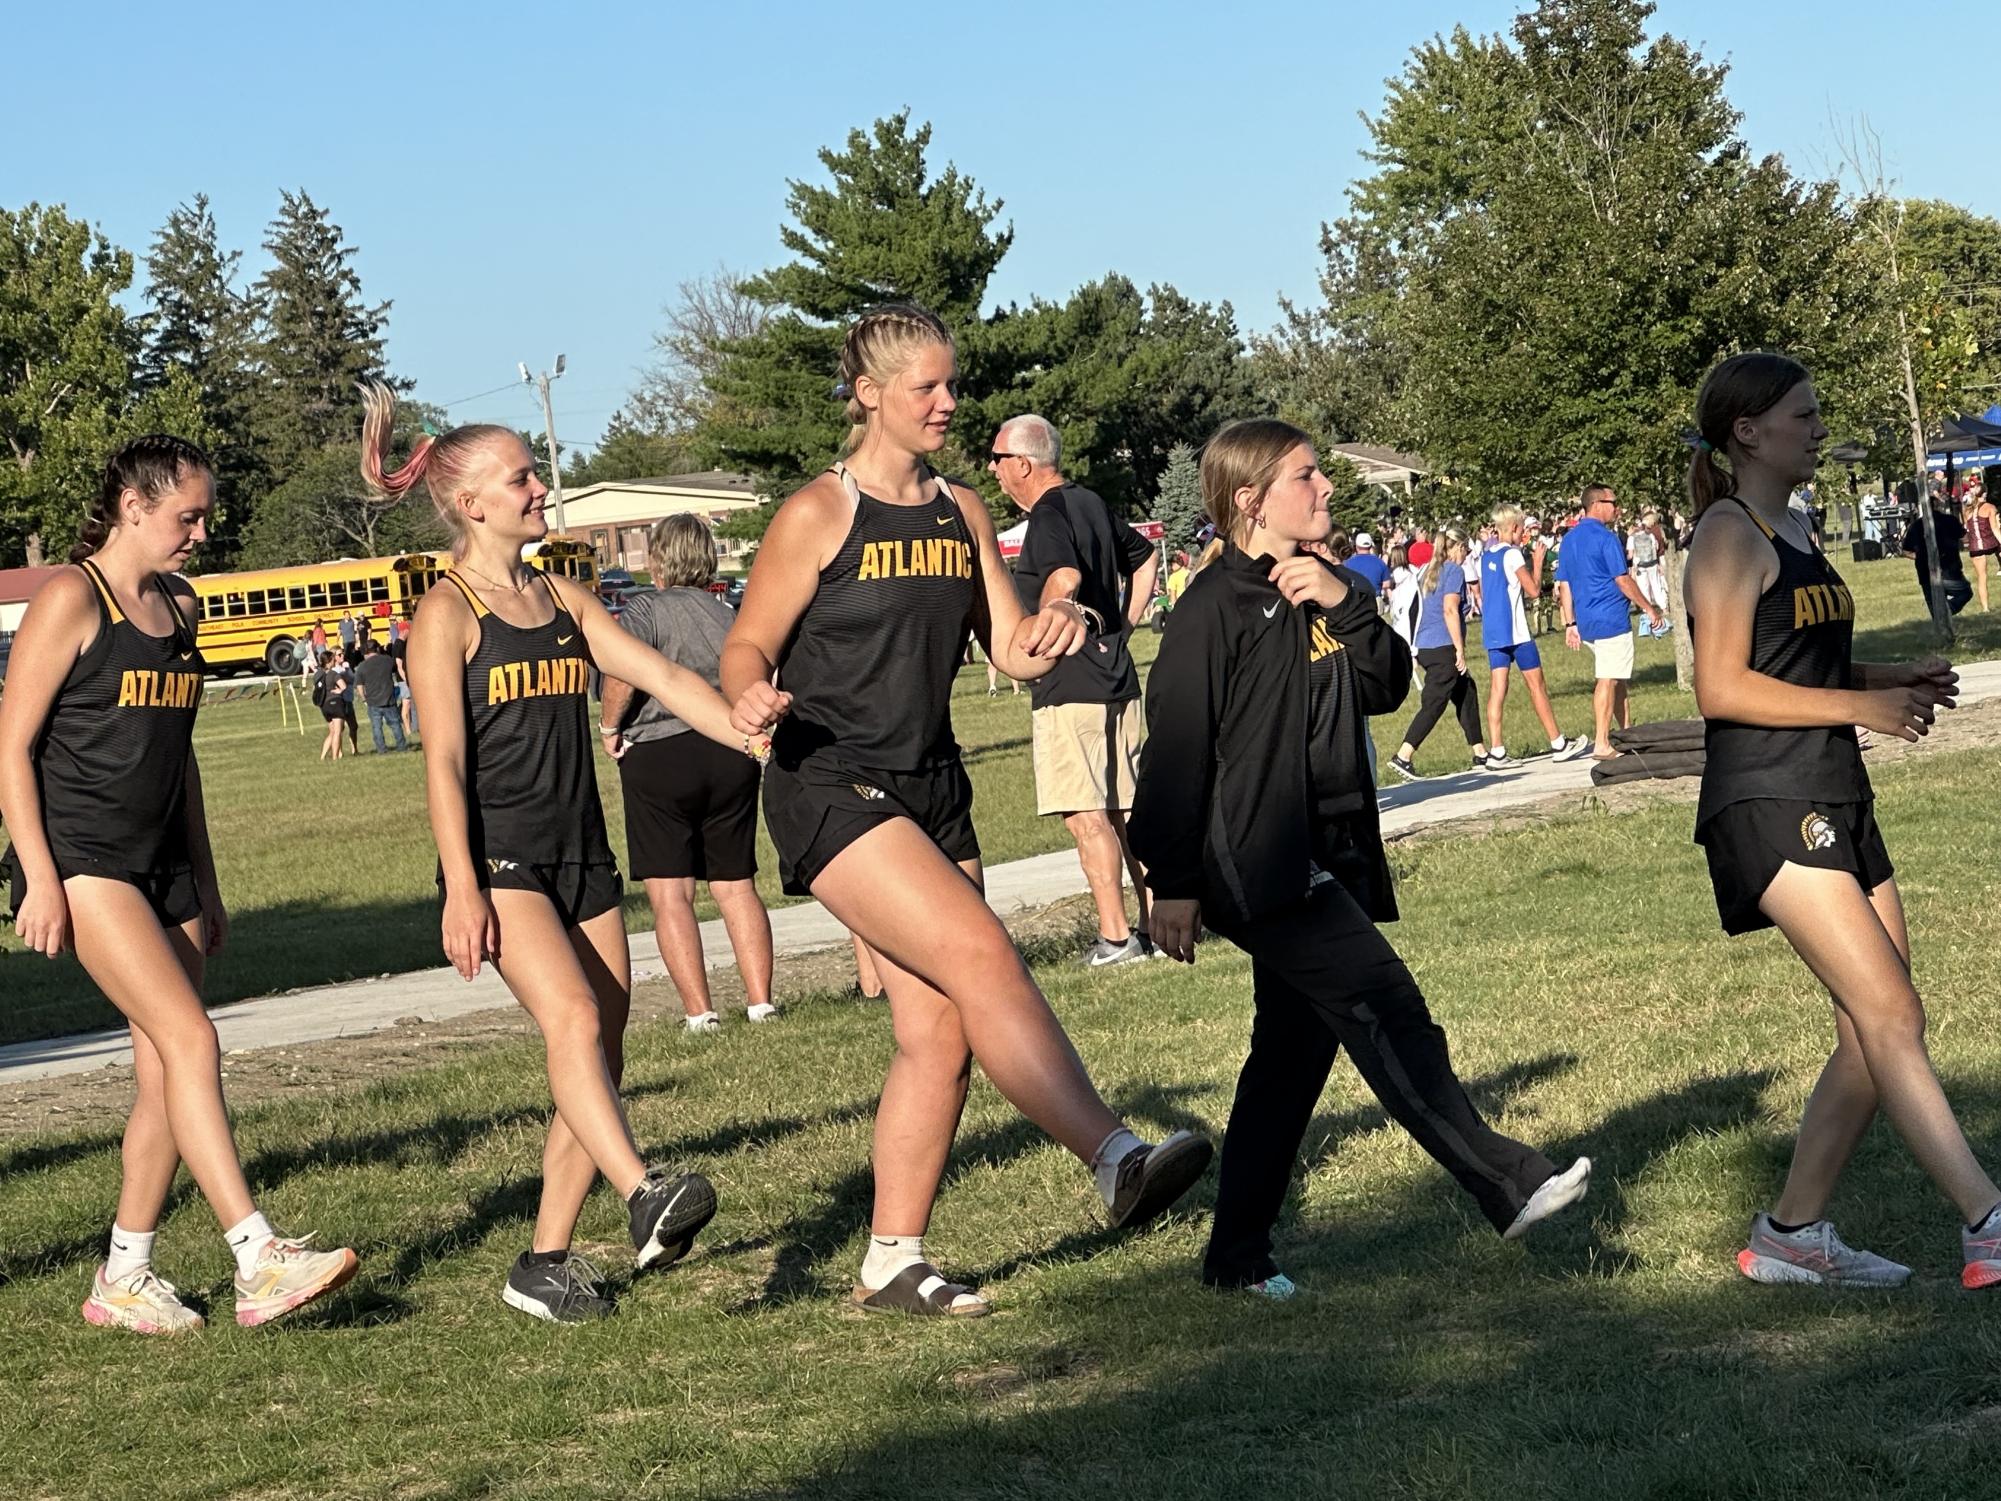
[1628,510,1671,634]
[354,638,406,753]
[991,412,1161,966]
[1684,350,2001,1290]
[1134,419,1589,1301]
[1388,525,1487,779]
[366,384,754,1324]
[723,304,1211,1318]
[0,436,358,1333]
[1479,506,1590,767]
[598,514,777,1035]
[1556,484,1665,760]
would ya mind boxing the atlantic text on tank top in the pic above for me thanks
[774,468,978,772]
[35,560,205,873]
[445,573,611,868]
[1694,499,1868,824]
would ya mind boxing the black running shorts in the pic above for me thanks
[443,858,625,929]
[1696,798,1893,936]
[762,755,979,896]
[616,732,760,883]
[3,845,203,928]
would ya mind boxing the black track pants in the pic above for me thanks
[1400,645,1482,754]
[1203,879,1556,1286]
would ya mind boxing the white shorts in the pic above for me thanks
[1586,631,1634,681]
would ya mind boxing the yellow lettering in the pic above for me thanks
[118,670,139,707]
[486,666,507,705]
[1793,589,1813,630]
[857,542,880,582]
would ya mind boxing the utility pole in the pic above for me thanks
[520,354,568,534]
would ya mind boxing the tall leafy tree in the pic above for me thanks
[253,190,394,473]
[141,194,265,557]
[0,203,210,562]
[698,113,1012,491]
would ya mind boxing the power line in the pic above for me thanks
[439,378,526,408]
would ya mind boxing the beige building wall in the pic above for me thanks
[555,473,765,574]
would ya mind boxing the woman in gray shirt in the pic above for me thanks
[599,515,775,1031]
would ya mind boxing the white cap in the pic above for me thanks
[1355,531,1376,550]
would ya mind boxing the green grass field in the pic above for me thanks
[6,735,2001,1497]
[1,553,1995,1045]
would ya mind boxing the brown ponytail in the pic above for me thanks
[72,435,214,563]
[1687,352,1810,521]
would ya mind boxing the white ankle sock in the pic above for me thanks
[1490,745,1506,760]
[224,1211,275,1278]
[860,1234,927,1290]
[1092,1127,1145,1206]
[105,1224,155,1281]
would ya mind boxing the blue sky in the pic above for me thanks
[13,0,1992,450]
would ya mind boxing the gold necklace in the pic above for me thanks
[458,562,534,594]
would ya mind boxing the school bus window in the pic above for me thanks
[369,578,389,602]
[303,584,323,610]
[327,581,348,607]
[244,589,265,614]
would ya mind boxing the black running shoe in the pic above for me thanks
[1387,755,1424,783]
[628,1169,718,1270]
[1107,1131,1213,1231]
[501,1251,613,1324]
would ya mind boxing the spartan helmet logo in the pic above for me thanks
[1799,813,1838,852]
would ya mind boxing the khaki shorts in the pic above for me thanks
[1032,699,1145,816]
[1587,630,1635,681]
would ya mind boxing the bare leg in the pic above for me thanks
[1592,677,1616,747]
[528,904,633,1252]
[1104,806,1151,936]
[1063,809,1131,943]
[711,877,774,1010]
[112,917,206,1233]
[868,941,974,1236]
[1520,666,1563,742]
[852,934,884,998]
[66,879,254,1228]
[1760,867,2001,1225]
[1977,554,1991,612]
[1615,681,1631,731]
[643,876,712,1019]
[811,823,1122,1163]
[488,889,648,1206]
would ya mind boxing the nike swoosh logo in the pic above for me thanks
[556,634,575,646]
[179,652,193,660]
[935,515,954,526]
[1262,603,1280,618]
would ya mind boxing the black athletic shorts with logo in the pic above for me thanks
[439,858,624,928]
[3,845,203,929]
[1696,798,1893,936]
[762,755,979,896]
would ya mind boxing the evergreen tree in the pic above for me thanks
[1153,443,1204,553]
[564,407,693,488]
[141,194,264,557]
[698,113,1012,492]
[253,190,394,473]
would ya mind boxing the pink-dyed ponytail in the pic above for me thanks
[359,382,435,498]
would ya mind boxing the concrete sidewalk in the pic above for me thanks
[9,657,1997,1085]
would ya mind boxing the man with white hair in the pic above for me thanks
[991,414,1161,965]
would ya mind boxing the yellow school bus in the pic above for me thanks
[187,553,447,676]
[525,537,599,589]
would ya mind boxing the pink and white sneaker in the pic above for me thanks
[81,1265,205,1334]
[1963,1206,2001,1290]
[232,1235,359,1327]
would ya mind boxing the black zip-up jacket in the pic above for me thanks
[1130,544,1412,927]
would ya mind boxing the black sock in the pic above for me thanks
[1768,1217,1818,1235]
[523,1248,568,1267]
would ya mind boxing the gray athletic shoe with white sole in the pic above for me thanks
[627,1169,718,1271]
[1083,935,1147,967]
[1736,1212,1911,1288]
[1551,736,1593,762]
[502,1251,614,1324]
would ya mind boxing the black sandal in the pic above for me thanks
[850,1262,991,1318]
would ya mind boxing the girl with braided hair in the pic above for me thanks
[723,303,1212,1317]
[0,437,359,1331]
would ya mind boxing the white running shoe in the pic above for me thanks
[1738,1212,1912,1288]
[684,1012,722,1035]
[745,1003,780,1023]
[82,1265,204,1334]
[233,1235,359,1327]
[1551,736,1593,762]
[1504,1157,1592,1240]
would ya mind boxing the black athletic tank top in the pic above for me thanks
[773,465,978,772]
[1694,499,1868,824]
[32,560,205,873]
[445,572,611,868]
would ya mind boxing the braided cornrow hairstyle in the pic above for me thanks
[73,435,214,563]
[836,304,954,458]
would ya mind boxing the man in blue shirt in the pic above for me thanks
[1554,485,1665,758]
[1345,531,1390,598]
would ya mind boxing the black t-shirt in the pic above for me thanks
[355,652,399,705]
[1305,604,1367,822]
[1907,509,1967,590]
[1011,483,1153,708]
[317,663,353,709]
